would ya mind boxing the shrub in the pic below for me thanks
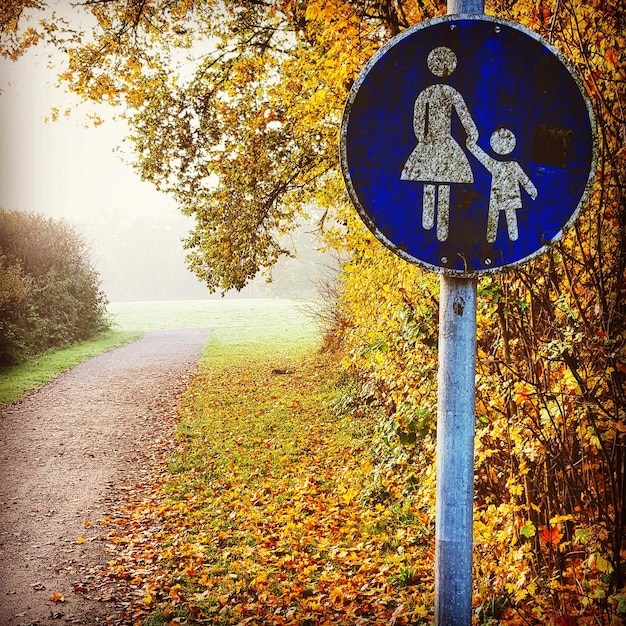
[0,210,109,365]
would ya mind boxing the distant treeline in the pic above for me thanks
[0,210,109,366]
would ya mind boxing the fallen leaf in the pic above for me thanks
[540,525,563,546]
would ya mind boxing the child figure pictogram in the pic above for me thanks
[467,127,538,243]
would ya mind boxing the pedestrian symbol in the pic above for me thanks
[340,15,597,276]
[467,128,538,243]
[401,46,479,243]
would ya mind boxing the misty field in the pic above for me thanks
[108,298,322,362]
[0,299,320,406]
[108,298,315,331]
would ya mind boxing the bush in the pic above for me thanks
[322,1,626,621]
[0,210,110,365]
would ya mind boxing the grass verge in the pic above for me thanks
[100,329,435,625]
[0,329,143,406]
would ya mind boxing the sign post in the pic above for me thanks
[435,6,480,626]
[339,5,596,624]
[435,275,476,625]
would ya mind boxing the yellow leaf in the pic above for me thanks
[590,553,614,574]
[549,514,573,525]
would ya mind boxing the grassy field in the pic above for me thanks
[0,299,319,407]
[108,298,317,332]
[101,301,437,626]
[109,298,320,364]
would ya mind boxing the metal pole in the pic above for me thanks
[435,276,477,626]
[434,3,483,625]
[447,0,485,14]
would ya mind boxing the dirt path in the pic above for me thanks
[0,328,211,625]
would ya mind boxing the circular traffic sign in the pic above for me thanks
[340,15,597,276]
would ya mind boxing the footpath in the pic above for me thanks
[0,328,210,625]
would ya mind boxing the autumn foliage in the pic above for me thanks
[97,352,436,624]
[324,0,626,622]
[2,0,625,622]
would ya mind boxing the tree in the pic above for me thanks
[59,0,409,292]
[1,0,440,292]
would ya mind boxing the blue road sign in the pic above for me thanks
[340,15,597,276]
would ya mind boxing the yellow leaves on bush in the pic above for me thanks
[588,553,614,575]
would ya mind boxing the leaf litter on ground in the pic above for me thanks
[99,349,435,625]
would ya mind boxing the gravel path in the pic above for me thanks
[0,328,211,625]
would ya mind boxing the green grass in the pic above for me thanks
[0,299,320,407]
[0,330,143,406]
[109,298,320,366]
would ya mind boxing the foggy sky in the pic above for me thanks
[0,34,324,301]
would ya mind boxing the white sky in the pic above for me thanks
[0,46,176,223]
[0,34,219,300]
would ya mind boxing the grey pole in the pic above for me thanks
[434,2,484,625]
[435,276,477,625]
[447,0,485,14]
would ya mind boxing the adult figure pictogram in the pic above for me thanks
[401,46,479,242]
